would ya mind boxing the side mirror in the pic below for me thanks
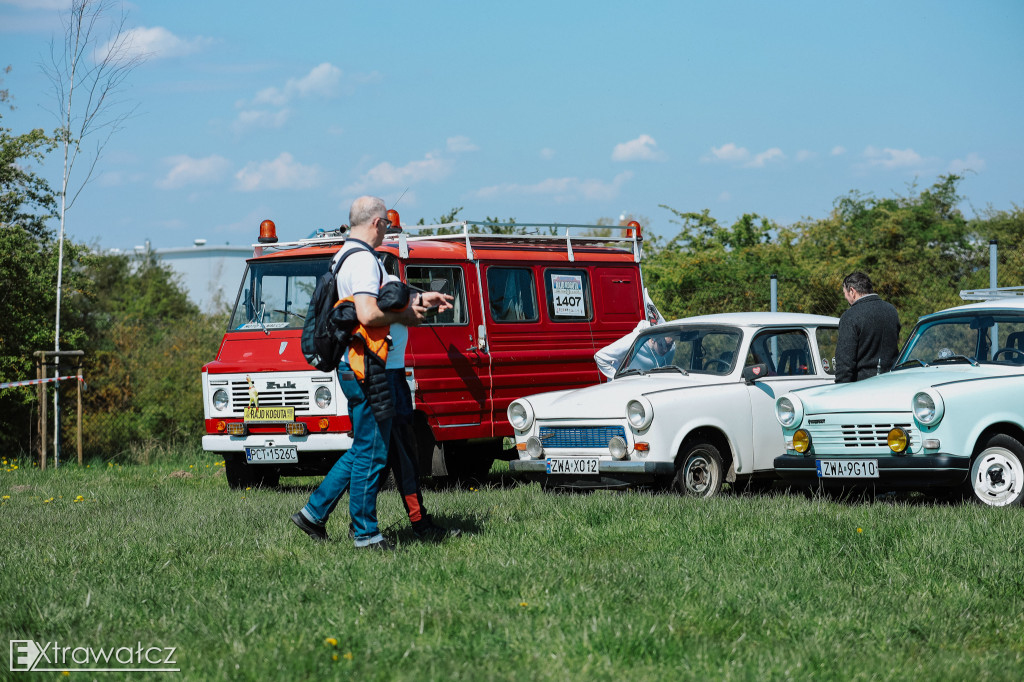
[742,363,768,385]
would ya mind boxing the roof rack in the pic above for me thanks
[959,286,1024,301]
[254,220,644,262]
[388,221,643,263]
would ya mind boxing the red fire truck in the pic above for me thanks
[201,215,648,488]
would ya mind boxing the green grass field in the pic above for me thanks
[2,451,1022,681]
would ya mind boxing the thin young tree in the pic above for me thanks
[41,0,146,464]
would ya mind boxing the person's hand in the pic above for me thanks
[406,291,454,326]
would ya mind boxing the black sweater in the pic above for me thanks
[835,294,901,383]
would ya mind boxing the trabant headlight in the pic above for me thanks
[776,395,804,428]
[793,429,811,454]
[508,400,535,431]
[315,386,332,409]
[626,397,654,430]
[212,389,229,411]
[609,436,628,460]
[525,436,543,459]
[888,427,909,454]
[912,390,944,426]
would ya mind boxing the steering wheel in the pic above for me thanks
[703,358,731,372]
[992,347,1024,363]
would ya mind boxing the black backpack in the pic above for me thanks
[301,243,377,372]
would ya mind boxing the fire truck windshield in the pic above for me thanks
[228,258,329,332]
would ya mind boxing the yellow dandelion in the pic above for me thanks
[332,654,338,661]
[2,495,9,500]
[324,637,338,647]
[519,602,528,607]
[343,652,353,661]
[857,528,863,533]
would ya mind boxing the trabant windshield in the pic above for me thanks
[620,326,742,377]
[228,258,328,332]
[898,312,1024,367]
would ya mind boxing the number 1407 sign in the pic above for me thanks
[551,274,586,317]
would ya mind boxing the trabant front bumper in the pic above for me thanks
[773,453,970,488]
[509,459,674,488]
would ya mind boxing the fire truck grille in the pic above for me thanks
[229,382,310,415]
[539,425,626,449]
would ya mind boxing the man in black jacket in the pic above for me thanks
[835,272,900,383]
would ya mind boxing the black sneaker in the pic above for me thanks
[356,537,396,551]
[290,512,328,541]
[413,522,462,542]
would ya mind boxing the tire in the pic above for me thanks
[673,442,725,498]
[224,453,279,490]
[969,435,1024,507]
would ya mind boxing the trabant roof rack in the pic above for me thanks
[253,220,644,262]
[959,286,1024,301]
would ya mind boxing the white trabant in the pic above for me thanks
[507,312,840,495]
[774,288,1024,506]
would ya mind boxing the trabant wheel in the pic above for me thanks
[673,443,725,498]
[970,435,1024,507]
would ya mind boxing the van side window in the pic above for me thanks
[746,329,814,376]
[544,269,593,322]
[487,267,538,322]
[406,265,468,325]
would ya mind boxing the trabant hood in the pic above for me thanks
[523,372,732,420]
[794,364,1017,414]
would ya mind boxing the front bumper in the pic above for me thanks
[202,432,354,454]
[508,459,674,488]
[773,453,970,489]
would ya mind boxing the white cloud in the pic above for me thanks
[948,152,986,174]
[446,136,479,153]
[157,154,231,189]
[539,148,555,160]
[795,150,816,162]
[703,142,784,167]
[718,191,731,201]
[746,147,784,168]
[705,142,749,162]
[831,146,847,156]
[252,62,342,107]
[98,26,213,61]
[232,109,291,133]
[612,134,665,162]
[862,146,923,169]
[234,153,321,192]
[345,153,454,194]
[477,171,633,202]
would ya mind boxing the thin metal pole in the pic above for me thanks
[990,239,999,353]
[770,274,778,313]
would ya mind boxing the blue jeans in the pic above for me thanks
[301,364,392,546]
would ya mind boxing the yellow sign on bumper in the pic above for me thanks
[244,406,295,423]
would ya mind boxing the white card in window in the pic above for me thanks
[551,274,585,316]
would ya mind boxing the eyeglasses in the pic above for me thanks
[375,216,391,230]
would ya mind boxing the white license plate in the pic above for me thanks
[816,459,878,478]
[246,446,298,464]
[546,457,600,475]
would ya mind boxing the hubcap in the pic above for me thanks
[685,455,712,494]
[973,448,1021,506]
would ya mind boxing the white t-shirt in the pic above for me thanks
[332,240,385,300]
[384,274,408,370]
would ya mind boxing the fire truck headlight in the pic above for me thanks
[315,386,332,409]
[212,389,229,412]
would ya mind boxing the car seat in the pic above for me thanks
[778,348,809,375]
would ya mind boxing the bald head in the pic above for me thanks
[349,196,387,229]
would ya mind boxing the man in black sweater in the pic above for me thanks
[835,272,901,383]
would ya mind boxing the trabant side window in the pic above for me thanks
[405,265,468,326]
[621,326,741,376]
[816,327,839,375]
[746,329,814,376]
[544,269,593,322]
[487,267,538,322]
[228,259,325,332]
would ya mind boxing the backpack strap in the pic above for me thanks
[334,238,385,288]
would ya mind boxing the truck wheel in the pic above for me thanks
[673,442,725,498]
[440,440,495,483]
[970,435,1024,507]
[224,454,279,489]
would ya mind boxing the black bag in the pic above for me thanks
[301,243,375,372]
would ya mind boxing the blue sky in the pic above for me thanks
[2,0,1022,250]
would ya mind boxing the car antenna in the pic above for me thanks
[391,187,409,210]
